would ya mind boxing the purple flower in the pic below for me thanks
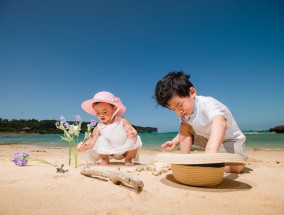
[12,151,30,166]
[60,115,66,124]
[90,119,97,127]
[64,122,70,129]
[74,115,82,122]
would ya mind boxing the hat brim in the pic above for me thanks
[81,99,126,116]
[155,153,245,166]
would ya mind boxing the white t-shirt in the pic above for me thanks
[180,95,245,142]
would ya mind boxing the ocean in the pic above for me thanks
[1,132,284,150]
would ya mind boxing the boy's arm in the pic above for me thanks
[171,133,180,144]
[161,133,179,151]
[205,115,227,153]
[161,133,179,152]
[162,122,193,153]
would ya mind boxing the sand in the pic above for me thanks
[1,144,284,215]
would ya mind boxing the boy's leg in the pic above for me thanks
[188,124,247,173]
[186,124,208,149]
[219,140,248,160]
[219,140,247,173]
[179,122,193,153]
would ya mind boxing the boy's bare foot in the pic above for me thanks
[224,165,244,173]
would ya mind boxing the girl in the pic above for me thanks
[77,91,142,166]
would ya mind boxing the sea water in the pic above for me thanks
[1,132,284,150]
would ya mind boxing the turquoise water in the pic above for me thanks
[1,132,284,150]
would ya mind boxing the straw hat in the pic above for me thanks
[81,91,126,117]
[155,153,245,187]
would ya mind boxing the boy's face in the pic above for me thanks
[93,102,115,124]
[166,87,196,117]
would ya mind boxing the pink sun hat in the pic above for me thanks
[81,91,126,117]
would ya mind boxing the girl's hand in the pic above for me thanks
[124,125,137,139]
[77,141,90,152]
[77,141,84,151]
[161,141,177,152]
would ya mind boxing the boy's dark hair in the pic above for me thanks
[154,71,194,107]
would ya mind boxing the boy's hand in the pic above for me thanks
[161,141,177,152]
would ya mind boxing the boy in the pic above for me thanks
[154,71,247,173]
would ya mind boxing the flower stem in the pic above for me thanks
[68,145,72,166]
[29,158,59,167]
[71,147,79,168]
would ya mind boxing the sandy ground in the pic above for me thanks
[1,144,284,215]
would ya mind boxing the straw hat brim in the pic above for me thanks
[155,153,245,166]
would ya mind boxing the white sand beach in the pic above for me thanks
[1,144,284,215]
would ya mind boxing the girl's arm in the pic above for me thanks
[122,117,137,139]
[205,115,227,153]
[77,126,100,151]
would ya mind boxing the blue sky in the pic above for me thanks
[0,0,283,132]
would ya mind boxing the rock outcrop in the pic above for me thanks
[269,125,284,133]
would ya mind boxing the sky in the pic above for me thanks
[0,0,283,132]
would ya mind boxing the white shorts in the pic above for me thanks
[194,135,248,161]
[218,139,248,161]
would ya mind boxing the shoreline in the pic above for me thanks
[1,132,284,152]
[1,141,284,152]
[0,132,41,136]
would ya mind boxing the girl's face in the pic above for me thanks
[166,87,196,117]
[93,102,115,124]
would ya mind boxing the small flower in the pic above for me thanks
[68,125,81,136]
[12,151,30,166]
[74,115,82,122]
[61,136,73,142]
[55,122,63,130]
[55,115,95,168]
[60,115,66,124]
[87,119,97,132]
[11,151,62,171]
[64,122,70,129]
[89,119,97,127]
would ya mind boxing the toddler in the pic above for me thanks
[154,71,247,173]
[77,91,142,166]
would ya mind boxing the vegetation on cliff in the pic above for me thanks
[0,118,158,134]
[269,125,284,133]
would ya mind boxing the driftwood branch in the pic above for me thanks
[80,167,144,192]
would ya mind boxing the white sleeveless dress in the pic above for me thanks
[92,117,142,158]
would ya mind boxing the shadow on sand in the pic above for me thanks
[161,173,252,192]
